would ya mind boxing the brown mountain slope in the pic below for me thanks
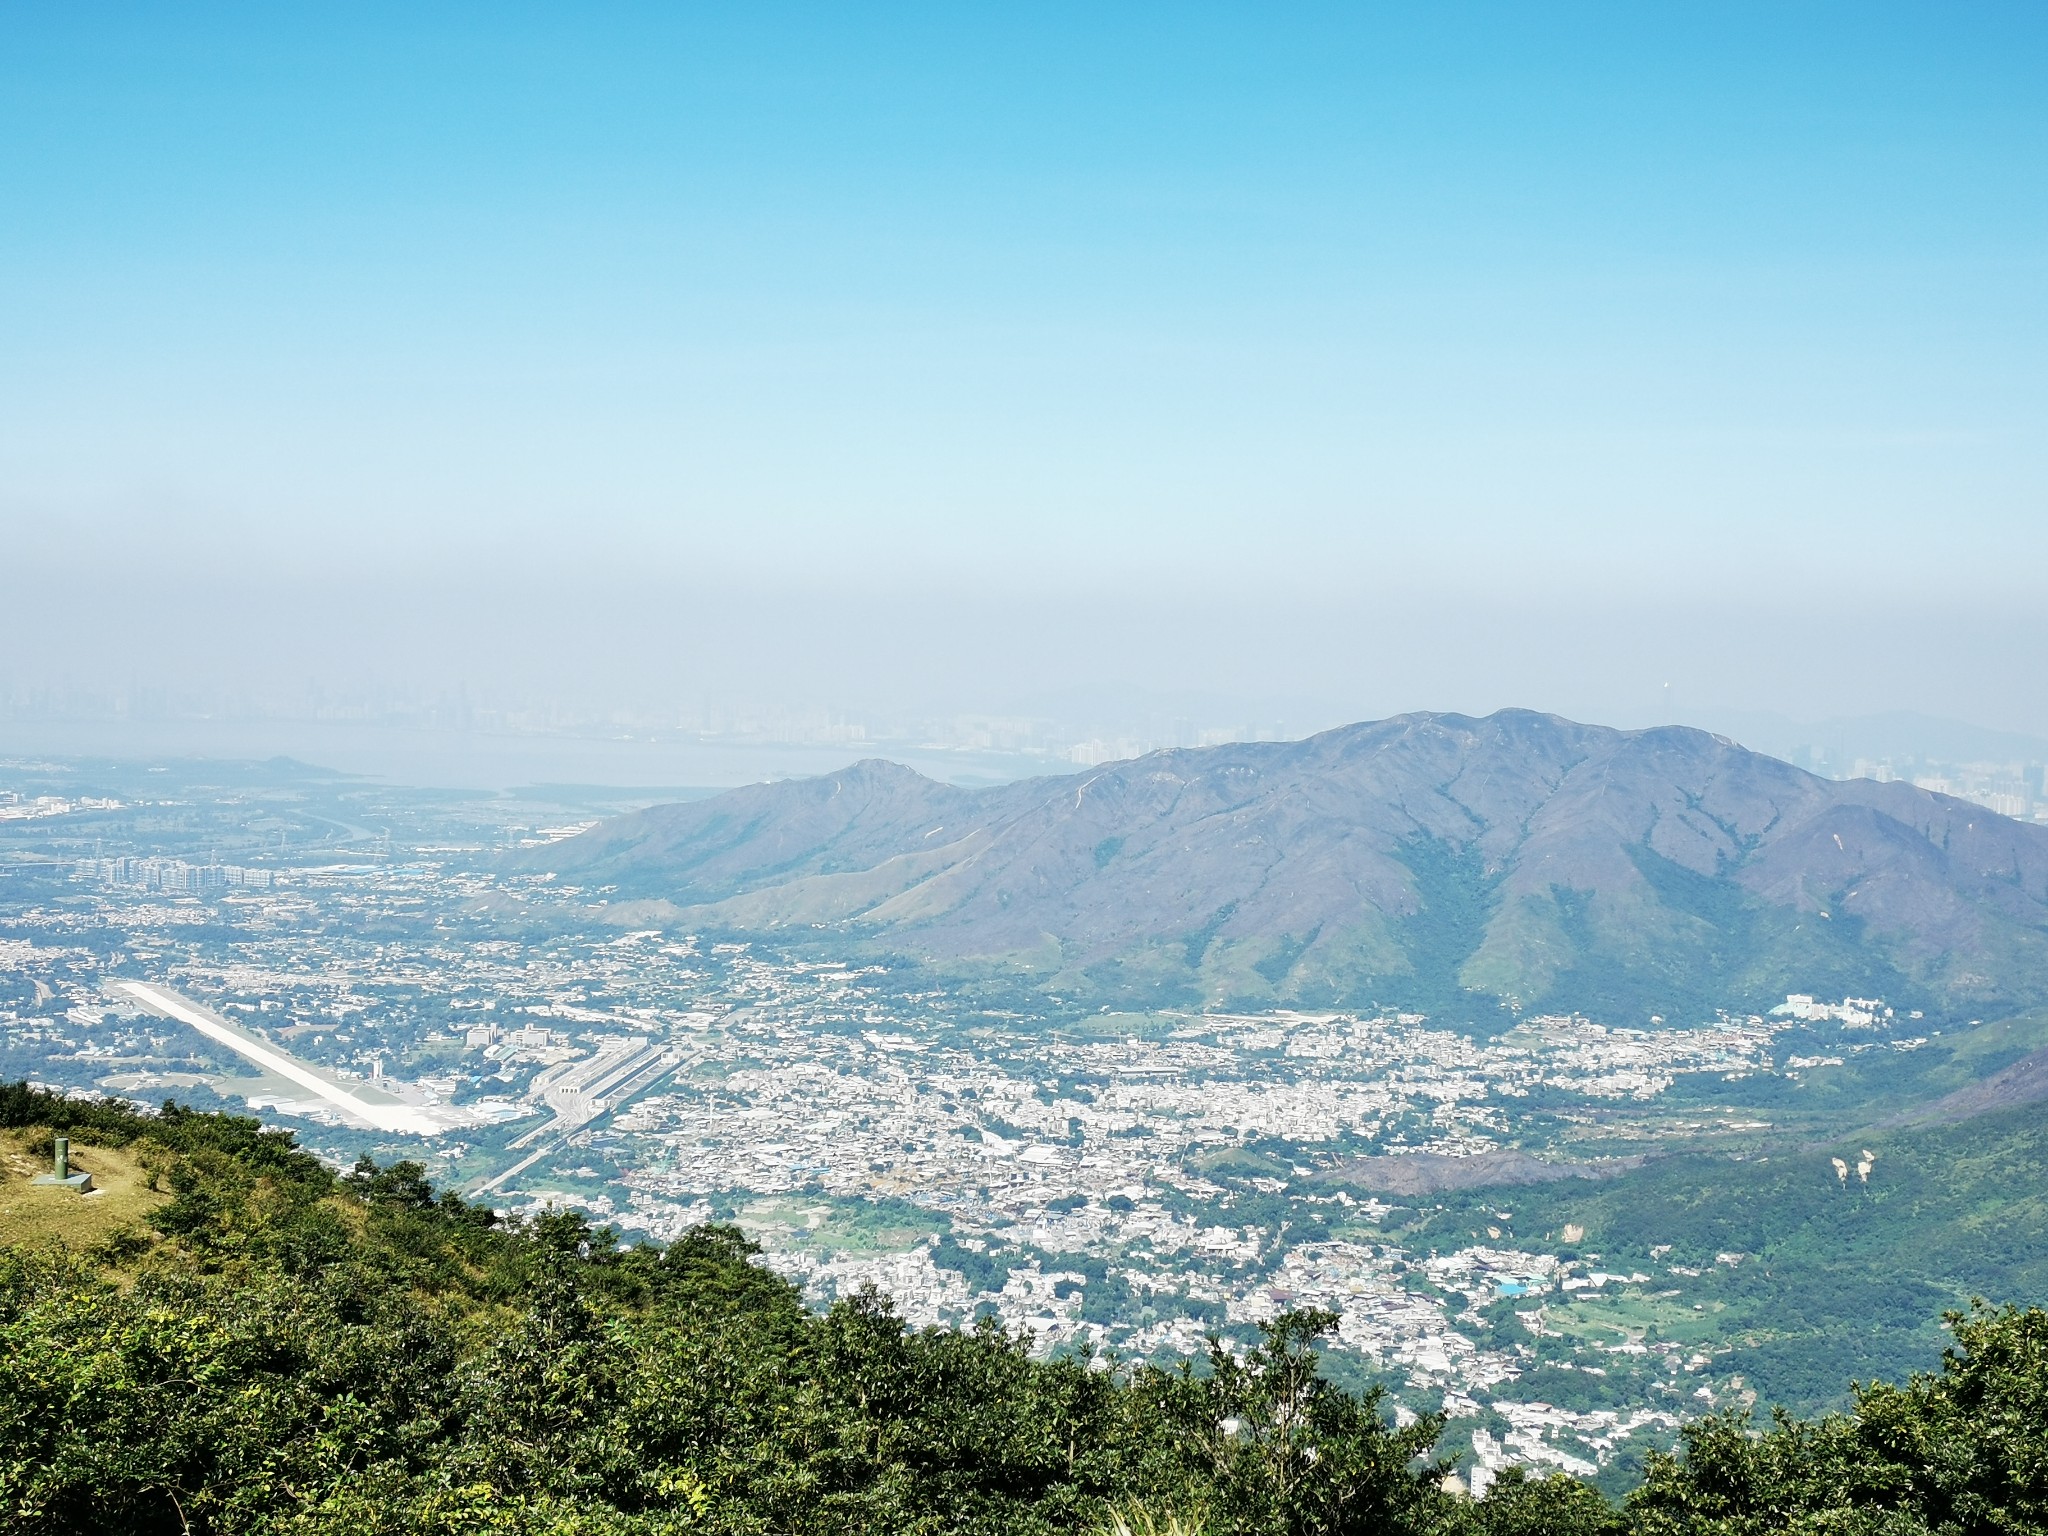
[521,711,2048,1019]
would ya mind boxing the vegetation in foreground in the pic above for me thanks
[2,1084,2046,1535]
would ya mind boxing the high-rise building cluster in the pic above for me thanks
[75,857,277,892]
[1850,760,2048,823]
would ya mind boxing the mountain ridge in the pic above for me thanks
[520,710,2048,1019]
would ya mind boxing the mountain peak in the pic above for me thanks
[526,712,2048,1020]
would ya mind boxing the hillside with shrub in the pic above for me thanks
[3,1084,2046,1536]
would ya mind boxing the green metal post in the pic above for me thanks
[53,1137,68,1180]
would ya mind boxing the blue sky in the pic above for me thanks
[3,4,2045,736]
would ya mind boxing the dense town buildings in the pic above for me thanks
[0,760,1958,1481]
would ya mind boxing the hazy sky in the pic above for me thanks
[4,4,2046,741]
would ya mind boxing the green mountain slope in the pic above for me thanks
[1353,1094,2048,1417]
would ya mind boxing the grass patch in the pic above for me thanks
[1539,1289,1727,1348]
[0,1129,166,1255]
[739,1193,946,1254]
[1193,1145,1291,1180]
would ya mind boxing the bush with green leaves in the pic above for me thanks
[5,1084,2047,1536]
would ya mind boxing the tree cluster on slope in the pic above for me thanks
[1,1083,2044,1536]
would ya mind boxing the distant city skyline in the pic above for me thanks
[4,678,2046,803]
